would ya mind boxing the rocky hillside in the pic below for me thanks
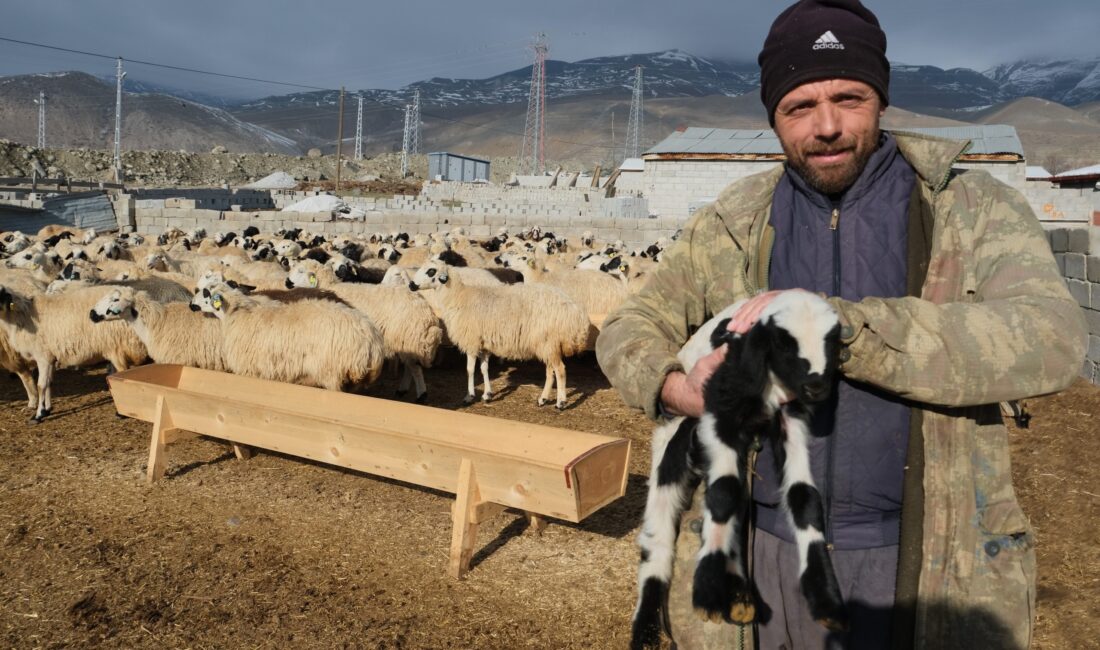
[0,72,299,155]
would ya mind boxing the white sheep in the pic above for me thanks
[511,254,629,317]
[190,283,385,392]
[90,287,225,372]
[409,260,589,409]
[286,261,444,402]
[0,284,148,421]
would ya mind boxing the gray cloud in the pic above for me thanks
[2,0,1098,98]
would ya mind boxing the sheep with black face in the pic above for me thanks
[631,292,846,649]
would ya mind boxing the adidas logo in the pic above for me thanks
[812,31,845,50]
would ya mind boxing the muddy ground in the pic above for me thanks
[0,353,1097,649]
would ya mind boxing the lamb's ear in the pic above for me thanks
[710,318,736,350]
[226,280,240,289]
[729,324,771,396]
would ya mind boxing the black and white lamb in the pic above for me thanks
[631,291,846,649]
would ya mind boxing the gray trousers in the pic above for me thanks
[753,529,898,650]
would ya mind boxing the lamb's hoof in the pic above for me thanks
[537,397,547,407]
[555,402,566,411]
[729,593,756,625]
[463,394,476,405]
[28,415,43,425]
[414,392,428,405]
[481,393,492,403]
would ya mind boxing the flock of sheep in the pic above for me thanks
[0,222,676,422]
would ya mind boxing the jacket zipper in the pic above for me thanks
[825,205,840,548]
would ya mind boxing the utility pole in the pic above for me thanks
[335,86,345,191]
[34,91,46,149]
[519,32,549,175]
[625,66,644,160]
[354,95,364,161]
[411,89,422,154]
[401,103,413,178]
[113,57,126,180]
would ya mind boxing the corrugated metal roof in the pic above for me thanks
[645,124,1024,158]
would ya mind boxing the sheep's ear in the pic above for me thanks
[129,307,138,318]
[728,325,771,396]
[226,280,240,289]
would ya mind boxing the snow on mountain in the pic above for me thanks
[983,58,1100,105]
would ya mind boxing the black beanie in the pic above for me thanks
[758,0,889,125]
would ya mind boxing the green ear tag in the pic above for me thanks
[308,274,318,288]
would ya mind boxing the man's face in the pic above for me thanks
[773,79,885,195]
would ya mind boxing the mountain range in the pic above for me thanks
[1,50,1099,171]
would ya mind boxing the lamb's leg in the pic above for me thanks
[633,417,699,650]
[32,360,53,422]
[396,358,413,396]
[691,413,753,624]
[777,406,847,630]
[553,358,567,410]
[463,353,477,404]
[17,369,37,410]
[479,352,492,402]
[537,363,554,407]
[410,362,427,404]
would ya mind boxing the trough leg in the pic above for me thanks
[526,512,548,537]
[449,458,504,578]
[147,395,176,484]
[232,444,253,461]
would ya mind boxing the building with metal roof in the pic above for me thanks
[638,125,1033,220]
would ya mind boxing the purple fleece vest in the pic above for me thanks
[754,133,915,550]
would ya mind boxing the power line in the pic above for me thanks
[0,35,327,91]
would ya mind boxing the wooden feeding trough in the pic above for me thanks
[107,364,631,578]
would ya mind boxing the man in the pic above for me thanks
[596,0,1086,648]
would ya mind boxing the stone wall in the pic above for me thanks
[132,206,684,247]
[642,160,781,220]
[1048,226,1100,384]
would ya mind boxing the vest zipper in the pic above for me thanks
[825,205,840,548]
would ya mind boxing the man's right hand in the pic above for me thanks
[659,344,728,418]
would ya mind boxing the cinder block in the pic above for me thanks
[1085,308,1100,336]
[1050,229,1069,253]
[1069,228,1090,253]
[1091,284,1100,311]
[1088,256,1100,283]
[1055,253,1067,276]
[1066,253,1087,280]
[1090,335,1100,364]
[1067,279,1090,308]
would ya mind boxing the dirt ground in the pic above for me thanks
[0,352,1097,649]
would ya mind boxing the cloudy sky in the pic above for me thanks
[3,0,1098,99]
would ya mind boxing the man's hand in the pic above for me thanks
[726,288,814,334]
[660,344,728,418]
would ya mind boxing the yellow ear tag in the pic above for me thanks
[308,274,318,288]
[212,298,223,310]
[31,263,39,270]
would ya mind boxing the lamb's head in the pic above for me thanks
[63,245,90,263]
[286,262,321,289]
[377,244,402,263]
[380,266,411,287]
[408,261,449,292]
[144,251,168,271]
[96,239,122,260]
[326,254,359,282]
[80,228,98,245]
[580,231,594,247]
[60,260,100,282]
[715,292,841,405]
[89,288,136,323]
[190,285,233,318]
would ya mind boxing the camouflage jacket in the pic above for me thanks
[597,131,1087,648]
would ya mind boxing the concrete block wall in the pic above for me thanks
[642,160,781,220]
[1022,182,1096,224]
[1048,226,1100,384]
[134,207,687,249]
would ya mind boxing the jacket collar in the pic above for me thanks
[712,130,970,243]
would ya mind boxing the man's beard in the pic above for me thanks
[784,133,879,196]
